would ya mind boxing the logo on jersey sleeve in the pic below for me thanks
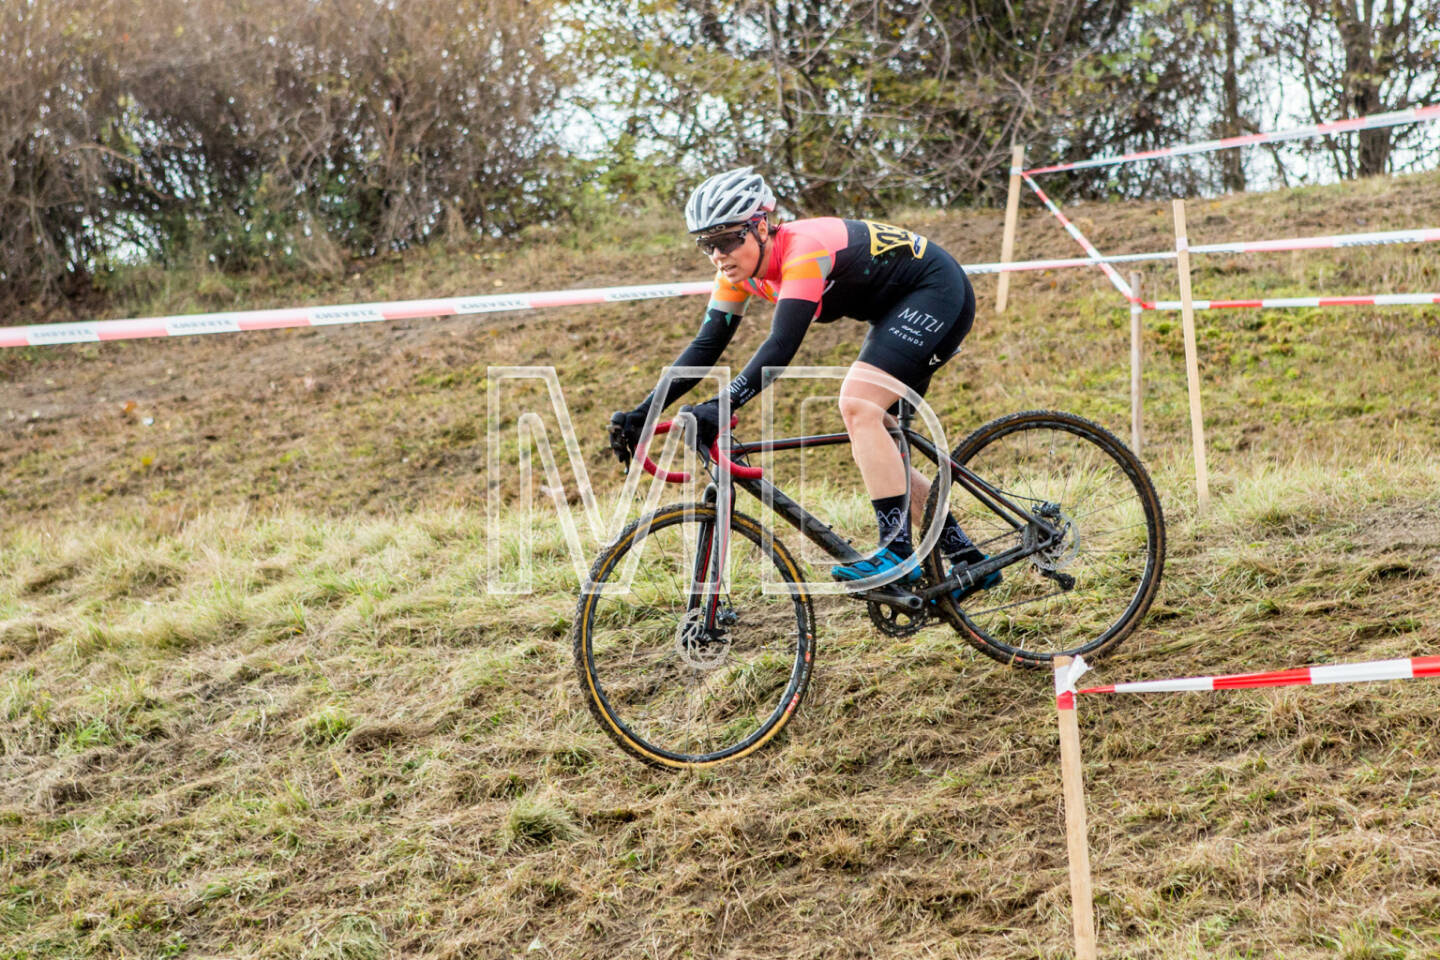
[863,220,928,259]
[747,278,779,303]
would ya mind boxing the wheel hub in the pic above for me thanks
[675,608,732,669]
[1026,503,1079,573]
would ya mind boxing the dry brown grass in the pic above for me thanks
[2,170,1440,958]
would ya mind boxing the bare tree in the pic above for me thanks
[1218,0,1249,191]
[1274,0,1440,177]
[573,0,1155,211]
[0,0,131,302]
[0,0,565,305]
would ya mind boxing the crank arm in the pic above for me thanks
[854,585,924,611]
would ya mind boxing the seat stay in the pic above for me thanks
[903,431,1049,537]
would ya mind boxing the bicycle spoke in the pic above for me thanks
[1069,494,1140,524]
[576,503,812,766]
[1080,520,1152,541]
[966,587,1070,618]
[941,412,1164,664]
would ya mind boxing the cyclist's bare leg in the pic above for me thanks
[837,361,977,585]
[908,469,935,529]
[837,362,910,499]
[839,364,957,552]
[874,412,940,537]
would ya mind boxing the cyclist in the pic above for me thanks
[610,166,995,598]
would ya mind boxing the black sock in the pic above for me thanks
[872,494,912,558]
[939,513,983,565]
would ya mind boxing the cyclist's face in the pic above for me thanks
[701,221,767,282]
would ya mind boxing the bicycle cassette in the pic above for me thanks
[1025,505,1079,573]
[868,599,930,637]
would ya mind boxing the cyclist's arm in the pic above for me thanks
[722,298,815,407]
[637,274,749,413]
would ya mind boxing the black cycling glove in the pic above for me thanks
[608,405,651,466]
[684,399,722,454]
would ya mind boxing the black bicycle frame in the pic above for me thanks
[686,403,1065,626]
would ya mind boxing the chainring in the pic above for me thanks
[867,599,930,637]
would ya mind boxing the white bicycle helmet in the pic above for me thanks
[684,167,776,233]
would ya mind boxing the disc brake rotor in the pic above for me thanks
[674,608,732,669]
[1025,506,1079,573]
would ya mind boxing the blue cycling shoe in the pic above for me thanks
[830,547,923,585]
[934,555,1002,607]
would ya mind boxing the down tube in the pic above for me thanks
[734,475,864,565]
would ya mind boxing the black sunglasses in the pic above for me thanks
[695,226,751,256]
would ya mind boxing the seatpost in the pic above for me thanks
[889,397,916,530]
[893,397,915,431]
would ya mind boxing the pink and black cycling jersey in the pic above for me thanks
[643,217,974,413]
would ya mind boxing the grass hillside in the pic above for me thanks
[2,172,1439,958]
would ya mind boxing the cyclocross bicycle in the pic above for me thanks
[573,402,1165,768]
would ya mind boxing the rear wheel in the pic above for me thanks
[924,410,1165,667]
[573,503,815,768]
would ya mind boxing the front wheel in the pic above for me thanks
[573,502,816,768]
[925,410,1166,667]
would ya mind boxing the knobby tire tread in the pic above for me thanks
[924,409,1166,668]
[572,502,815,769]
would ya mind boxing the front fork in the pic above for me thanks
[688,482,733,632]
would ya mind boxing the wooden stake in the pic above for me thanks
[1055,655,1098,960]
[995,143,1025,314]
[1130,271,1143,457]
[1172,199,1212,513]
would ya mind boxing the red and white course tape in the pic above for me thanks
[1016,171,1440,311]
[1148,292,1440,311]
[1192,225,1440,254]
[967,225,1440,276]
[5,219,1436,350]
[1023,104,1440,176]
[1021,174,1136,300]
[0,281,713,349]
[1079,655,1440,695]
[1055,657,1093,711]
